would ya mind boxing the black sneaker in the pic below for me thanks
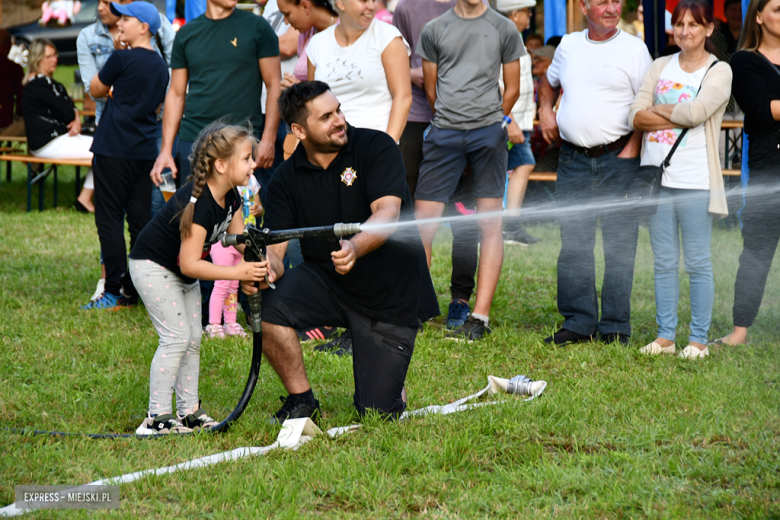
[314,330,353,356]
[270,395,321,425]
[544,328,593,347]
[297,326,338,343]
[600,332,630,346]
[444,315,491,342]
[504,226,541,246]
[135,412,192,435]
[178,408,219,430]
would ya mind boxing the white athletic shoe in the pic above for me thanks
[90,278,105,302]
[135,413,192,435]
[639,341,676,355]
[679,346,710,359]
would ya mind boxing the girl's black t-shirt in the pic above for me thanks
[130,183,241,284]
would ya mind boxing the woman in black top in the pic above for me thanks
[22,38,96,213]
[716,0,780,345]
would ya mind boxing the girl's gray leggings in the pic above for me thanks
[130,258,202,416]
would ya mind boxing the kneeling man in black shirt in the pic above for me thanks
[245,81,439,423]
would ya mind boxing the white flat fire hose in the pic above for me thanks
[0,375,546,517]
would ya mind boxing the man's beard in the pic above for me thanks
[307,125,348,154]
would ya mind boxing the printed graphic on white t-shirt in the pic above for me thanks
[308,19,410,133]
[640,54,709,190]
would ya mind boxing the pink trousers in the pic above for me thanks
[209,242,242,325]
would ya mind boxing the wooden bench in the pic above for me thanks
[0,136,28,182]
[0,155,91,212]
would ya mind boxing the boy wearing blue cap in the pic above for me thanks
[82,0,169,310]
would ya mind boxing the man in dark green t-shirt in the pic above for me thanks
[150,0,281,184]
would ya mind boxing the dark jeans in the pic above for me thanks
[399,122,428,199]
[262,266,416,419]
[93,155,154,296]
[254,123,287,208]
[176,139,195,182]
[555,144,640,337]
[449,173,478,302]
[733,180,780,327]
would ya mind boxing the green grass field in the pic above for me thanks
[1,167,779,518]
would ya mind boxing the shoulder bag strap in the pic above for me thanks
[661,60,719,169]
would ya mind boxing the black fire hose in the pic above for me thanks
[6,223,361,439]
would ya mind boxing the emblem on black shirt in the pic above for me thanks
[340,167,357,187]
[230,38,238,47]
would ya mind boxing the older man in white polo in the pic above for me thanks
[538,0,651,347]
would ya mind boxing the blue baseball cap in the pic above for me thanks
[110,1,161,34]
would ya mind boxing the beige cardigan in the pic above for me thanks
[628,53,732,219]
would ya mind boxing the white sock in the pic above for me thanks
[471,313,489,325]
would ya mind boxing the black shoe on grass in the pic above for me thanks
[600,332,630,346]
[314,330,353,356]
[503,226,541,246]
[270,395,321,425]
[544,328,593,347]
[444,315,492,342]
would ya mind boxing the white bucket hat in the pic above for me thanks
[496,0,537,12]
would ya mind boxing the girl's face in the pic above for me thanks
[278,0,314,33]
[117,15,146,45]
[758,0,780,40]
[338,0,376,30]
[673,10,713,53]
[40,45,58,77]
[226,139,257,187]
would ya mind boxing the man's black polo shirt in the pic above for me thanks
[264,125,439,327]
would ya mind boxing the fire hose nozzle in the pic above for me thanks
[506,375,544,397]
[221,233,245,247]
[333,222,361,237]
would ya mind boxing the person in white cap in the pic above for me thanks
[497,0,540,246]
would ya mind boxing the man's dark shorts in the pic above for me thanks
[415,122,508,202]
[261,265,417,419]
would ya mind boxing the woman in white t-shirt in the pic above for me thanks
[306,0,411,142]
[628,0,732,359]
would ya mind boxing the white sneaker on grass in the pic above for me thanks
[679,346,709,359]
[639,341,676,355]
[135,413,192,435]
[90,279,105,302]
[178,408,219,430]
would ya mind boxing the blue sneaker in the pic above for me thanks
[446,300,470,329]
[81,292,124,310]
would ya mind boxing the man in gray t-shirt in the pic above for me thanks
[417,5,524,130]
[414,0,524,341]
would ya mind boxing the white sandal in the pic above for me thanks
[639,341,676,355]
[679,345,709,359]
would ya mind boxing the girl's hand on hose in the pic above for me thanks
[235,260,268,282]
[239,262,276,294]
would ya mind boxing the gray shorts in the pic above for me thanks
[415,122,508,202]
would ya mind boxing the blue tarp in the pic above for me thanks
[544,0,567,40]
[185,0,206,22]
[166,0,176,21]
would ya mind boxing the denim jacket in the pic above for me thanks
[76,14,174,122]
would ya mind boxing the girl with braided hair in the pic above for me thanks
[128,123,271,435]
